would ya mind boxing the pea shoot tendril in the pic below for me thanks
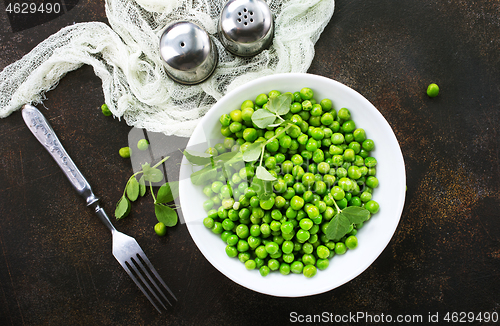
[115,156,179,229]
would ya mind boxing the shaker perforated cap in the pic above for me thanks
[160,21,218,85]
[219,0,274,57]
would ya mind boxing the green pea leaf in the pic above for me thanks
[341,206,370,224]
[154,204,178,227]
[267,93,292,115]
[115,196,130,220]
[242,142,263,162]
[126,176,140,202]
[251,109,276,129]
[138,175,147,197]
[142,163,164,183]
[255,165,277,181]
[156,181,179,204]
[214,151,239,164]
[223,151,243,164]
[222,152,244,172]
[183,150,212,165]
[325,212,351,241]
[190,164,218,186]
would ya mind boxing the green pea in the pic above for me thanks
[365,157,377,168]
[265,241,279,255]
[154,222,167,236]
[281,221,294,234]
[360,191,372,202]
[137,139,149,151]
[316,245,330,259]
[290,196,305,210]
[202,199,214,211]
[343,148,355,162]
[342,120,356,133]
[220,113,231,126]
[119,147,131,158]
[238,252,251,263]
[291,261,304,274]
[343,236,358,250]
[338,107,351,120]
[268,90,281,98]
[320,98,333,111]
[287,125,302,139]
[362,139,375,151]
[427,83,439,97]
[366,176,379,188]
[259,265,270,276]
[268,259,280,271]
[211,222,223,234]
[296,229,310,242]
[331,133,345,145]
[282,240,294,254]
[260,196,275,210]
[229,121,242,133]
[330,121,340,132]
[293,182,306,195]
[334,242,347,255]
[365,200,380,214]
[283,253,295,264]
[255,93,268,106]
[241,107,254,122]
[353,128,366,142]
[225,245,238,257]
[101,103,112,116]
[300,87,314,100]
[236,224,249,238]
[282,160,294,174]
[279,263,291,275]
[348,166,362,179]
[313,149,325,164]
[270,220,281,232]
[237,239,250,252]
[310,104,323,117]
[275,153,286,164]
[243,128,258,142]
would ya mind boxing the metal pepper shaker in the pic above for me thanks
[218,0,274,57]
[160,21,218,85]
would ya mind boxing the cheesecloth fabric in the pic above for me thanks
[0,0,335,137]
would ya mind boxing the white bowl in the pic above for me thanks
[178,73,406,297]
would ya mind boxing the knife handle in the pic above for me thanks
[22,104,99,207]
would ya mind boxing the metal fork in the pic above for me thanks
[22,104,176,313]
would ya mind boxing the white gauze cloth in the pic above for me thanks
[0,0,335,137]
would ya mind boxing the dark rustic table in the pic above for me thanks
[1,1,499,325]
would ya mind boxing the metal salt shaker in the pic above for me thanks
[160,21,218,85]
[218,0,274,57]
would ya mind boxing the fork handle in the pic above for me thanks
[22,104,99,206]
[22,104,118,233]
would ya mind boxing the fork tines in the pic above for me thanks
[122,253,177,313]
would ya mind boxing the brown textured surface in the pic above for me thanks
[1,1,499,325]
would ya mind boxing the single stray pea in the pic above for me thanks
[101,103,112,116]
[154,222,167,236]
[427,83,439,97]
[119,147,131,158]
[137,139,149,151]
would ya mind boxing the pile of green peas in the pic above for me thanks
[200,87,380,278]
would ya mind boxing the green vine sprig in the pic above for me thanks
[115,156,179,228]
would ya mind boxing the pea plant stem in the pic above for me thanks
[152,156,170,169]
[259,123,293,166]
[333,199,342,214]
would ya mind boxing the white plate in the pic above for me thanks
[178,73,406,297]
